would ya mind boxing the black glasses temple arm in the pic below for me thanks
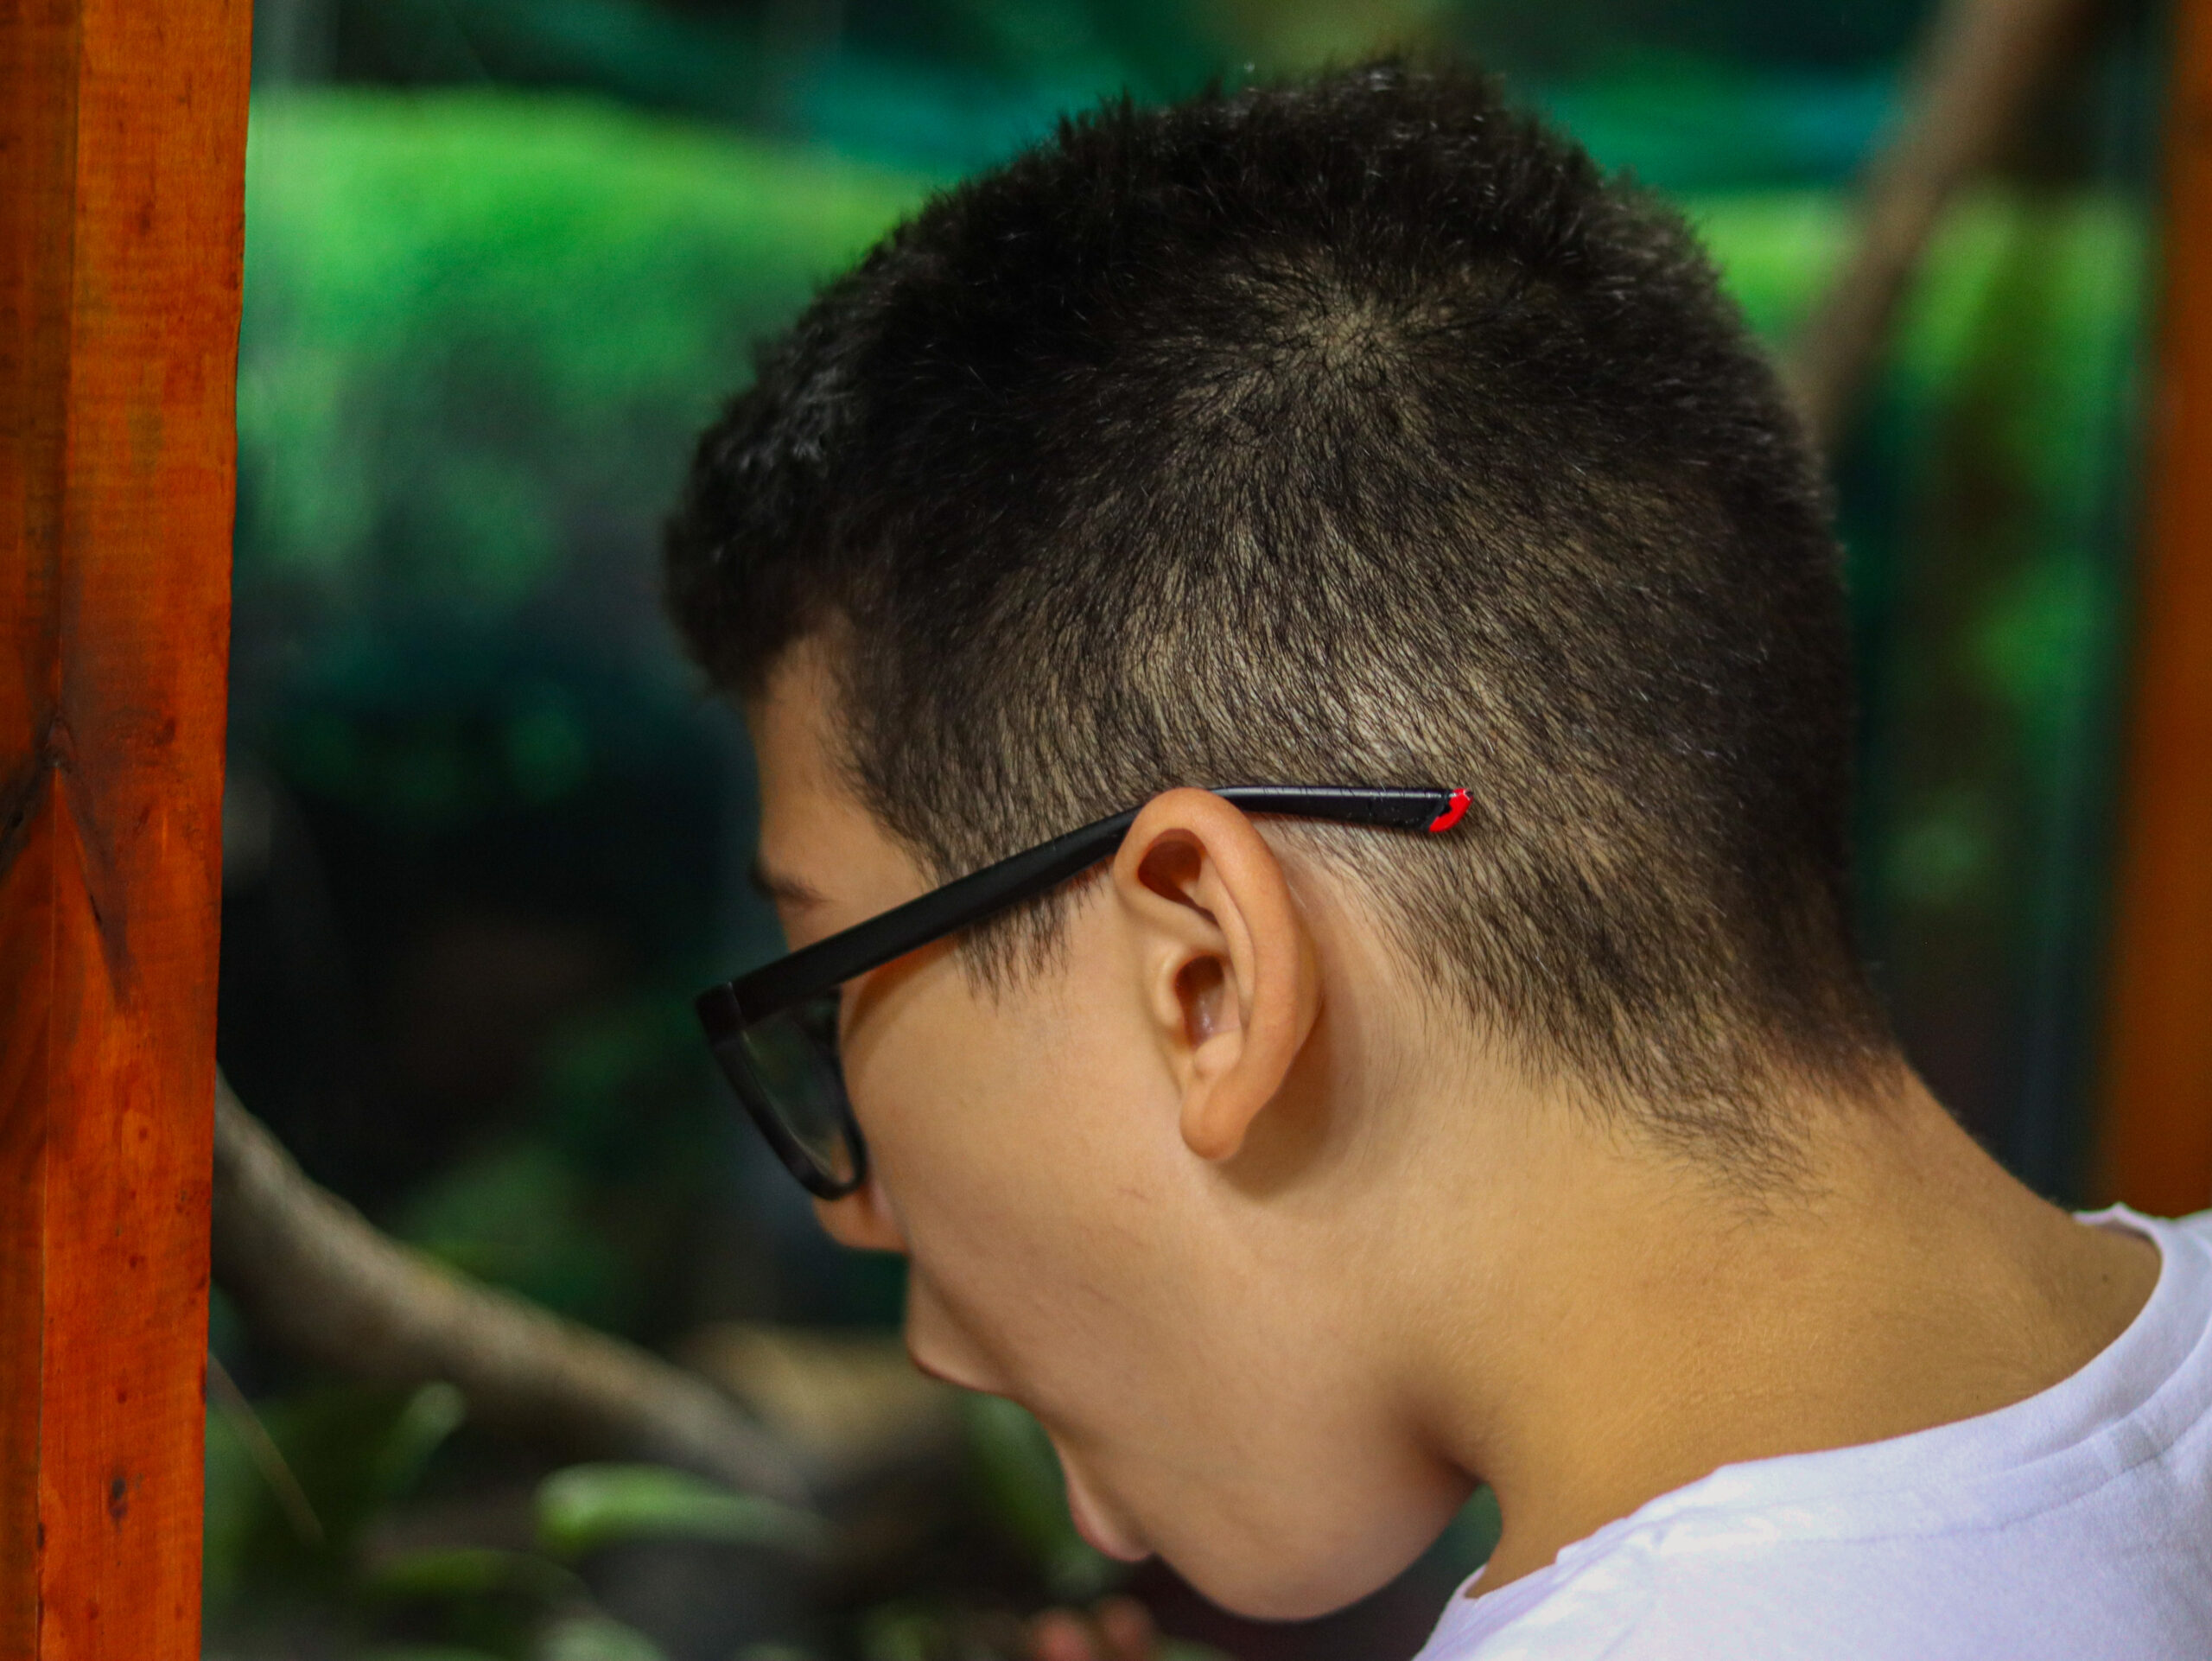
[702,786,1466,1031]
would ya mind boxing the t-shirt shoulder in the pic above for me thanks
[1413,1206,2212,1661]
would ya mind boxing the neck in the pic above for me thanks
[1399,1069,2158,1591]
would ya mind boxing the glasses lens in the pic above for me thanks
[715,995,861,1195]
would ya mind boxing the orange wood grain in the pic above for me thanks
[0,2,251,1657]
[2099,0,2212,1218]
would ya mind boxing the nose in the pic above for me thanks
[813,1174,907,1252]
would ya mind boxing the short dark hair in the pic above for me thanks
[665,60,1895,1170]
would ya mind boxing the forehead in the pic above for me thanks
[746,640,924,912]
[748,640,845,813]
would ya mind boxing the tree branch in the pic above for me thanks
[211,1075,813,1506]
[1784,0,2101,450]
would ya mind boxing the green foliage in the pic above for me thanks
[239,89,2143,716]
[1454,0,1925,77]
[371,1547,588,1604]
[1693,183,2146,1166]
[397,1142,632,1319]
[238,90,925,626]
[365,1548,591,1658]
[307,0,1924,185]
[206,1381,470,1612]
[272,661,600,832]
[228,78,1923,667]
[378,984,753,1331]
[1887,194,2143,764]
[536,1615,675,1661]
[536,1463,824,1558]
[206,1398,804,1660]
[1702,188,2145,939]
[1441,1486,1503,1569]
[961,1393,1121,1603]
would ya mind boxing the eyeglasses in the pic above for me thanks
[696,785,1473,1198]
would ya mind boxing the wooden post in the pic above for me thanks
[2099,0,2212,1217]
[1,1,251,1656]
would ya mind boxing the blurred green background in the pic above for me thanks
[209,1,2166,1658]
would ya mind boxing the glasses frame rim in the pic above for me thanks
[716,990,866,1199]
[696,784,1471,1198]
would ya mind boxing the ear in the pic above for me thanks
[1112,788,1323,1162]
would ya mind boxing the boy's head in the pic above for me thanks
[668,62,1897,1616]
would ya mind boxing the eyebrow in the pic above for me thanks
[747,858,827,911]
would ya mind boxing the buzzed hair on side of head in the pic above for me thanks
[664,60,1899,1176]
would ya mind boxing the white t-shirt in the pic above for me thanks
[1415,1206,2212,1660]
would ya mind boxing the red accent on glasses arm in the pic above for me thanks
[1427,788,1472,834]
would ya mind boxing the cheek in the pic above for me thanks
[841,953,1062,1209]
[843,959,1455,1608]
[842,951,1171,1391]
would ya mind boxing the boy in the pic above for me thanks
[664,63,2210,1659]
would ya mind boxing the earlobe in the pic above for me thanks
[1114,789,1323,1164]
